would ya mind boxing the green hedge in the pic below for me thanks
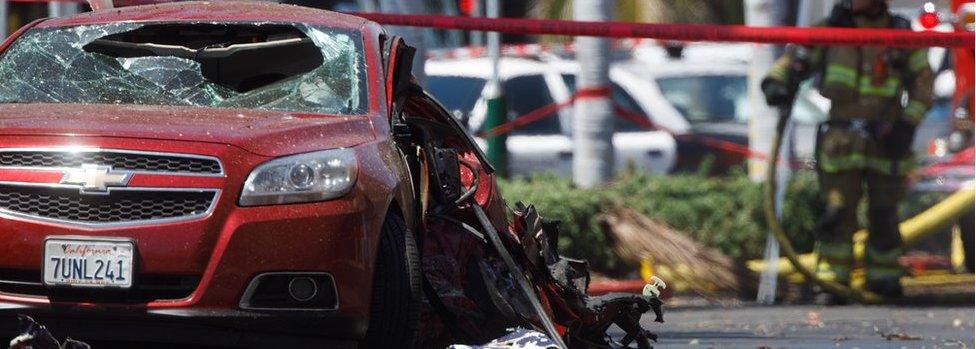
[497,171,822,275]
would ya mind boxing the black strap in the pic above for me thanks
[471,205,568,349]
[421,274,474,344]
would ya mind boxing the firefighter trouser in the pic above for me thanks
[815,169,906,285]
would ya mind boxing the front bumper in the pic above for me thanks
[0,137,397,343]
[0,303,364,348]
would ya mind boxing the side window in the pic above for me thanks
[503,75,562,136]
[611,84,651,132]
[561,74,650,133]
[425,76,487,122]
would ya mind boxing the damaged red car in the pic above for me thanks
[0,2,662,348]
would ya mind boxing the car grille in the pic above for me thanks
[0,269,199,302]
[0,185,216,225]
[0,150,222,174]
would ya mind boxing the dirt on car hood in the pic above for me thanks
[0,103,376,157]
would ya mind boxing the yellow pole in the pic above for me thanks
[640,256,655,282]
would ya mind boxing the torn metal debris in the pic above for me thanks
[419,200,664,348]
[8,315,89,349]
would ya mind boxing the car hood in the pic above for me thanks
[0,103,376,157]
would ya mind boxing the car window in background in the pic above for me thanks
[425,75,486,121]
[656,75,747,123]
[503,75,562,135]
[561,74,649,133]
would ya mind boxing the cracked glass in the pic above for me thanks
[0,22,366,115]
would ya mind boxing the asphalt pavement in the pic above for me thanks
[625,304,975,349]
[6,302,973,348]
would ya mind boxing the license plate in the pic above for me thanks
[43,237,135,289]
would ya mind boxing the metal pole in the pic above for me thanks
[573,0,614,188]
[48,1,80,18]
[439,0,463,47]
[356,0,376,13]
[469,0,483,47]
[747,0,789,305]
[486,0,499,86]
[377,0,427,84]
[483,0,507,176]
[0,0,7,40]
[49,2,62,17]
[797,0,832,27]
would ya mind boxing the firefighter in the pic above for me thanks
[761,0,934,302]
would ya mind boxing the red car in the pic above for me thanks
[0,2,667,348]
[0,2,475,347]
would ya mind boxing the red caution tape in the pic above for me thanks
[481,88,812,170]
[573,86,611,100]
[480,87,609,138]
[479,87,763,160]
[352,12,974,49]
[480,96,574,138]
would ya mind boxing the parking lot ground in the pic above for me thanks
[626,303,975,348]
[5,301,973,348]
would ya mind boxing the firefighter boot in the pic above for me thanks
[866,206,905,298]
[813,241,853,305]
[865,246,904,298]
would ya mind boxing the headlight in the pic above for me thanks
[239,149,358,206]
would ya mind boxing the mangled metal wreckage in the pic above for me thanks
[375,31,666,349]
[0,15,663,349]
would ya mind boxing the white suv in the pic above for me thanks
[425,56,676,176]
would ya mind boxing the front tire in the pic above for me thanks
[363,213,421,348]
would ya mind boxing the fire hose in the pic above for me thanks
[750,186,975,276]
[762,102,976,303]
[763,105,882,304]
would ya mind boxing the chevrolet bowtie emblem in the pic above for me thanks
[60,164,133,195]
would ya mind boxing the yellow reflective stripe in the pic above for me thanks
[909,50,928,73]
[859,156,915,175]
[767,65,789,82]
[816,261,851,282]
[824,64,857,88]
[819,153,916,175]
[819,153,871,172]
[816,242,853,261]
[825,75,857,89]
[866,266,903,281]
[865,246,904,281]
[826,64,857,79]
[903,99,927,122]
[858,76,900,97]
[866,247,903,266]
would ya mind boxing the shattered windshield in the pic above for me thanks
[0,22,366,115]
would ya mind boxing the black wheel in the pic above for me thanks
[362,213,421,349]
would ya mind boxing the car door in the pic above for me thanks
[607,81,676,174]
[562,72,676,174]
[383,35,416,121]
[502,73,572,176]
